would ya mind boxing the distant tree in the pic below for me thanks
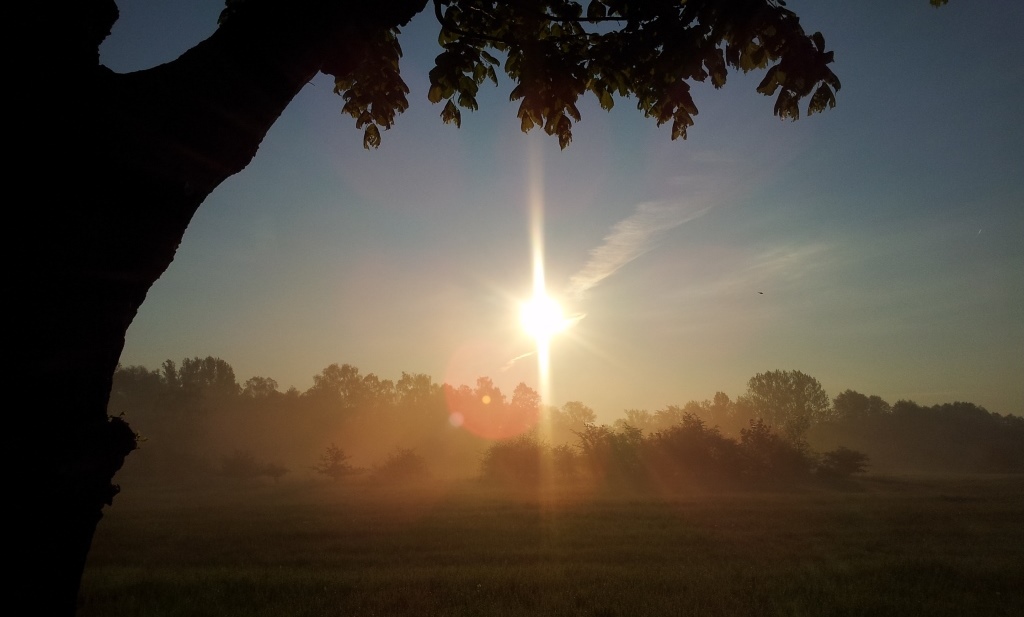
[832,389,891,420]
[360,373,397,410]
[480,432,547,485]
[575,423,645,486]
[644,413,744,484]
[241,376,280,399]
[219,449,288,482]
[108,364,166,416]
[307,363,365,408]
[706,391,739,432]
[262,463,290,483]
[653,405,688,431]
[396,372,442,410]
[740,370,832,439]
[816,447,869,479]
[219,450,262,479]
[561,401,598,431]
[178,356,241,399]
[507,382,542,435]
[473,377,506,408]
[510,382,541,415]
[614,409,655,435]
[161,360,181,391]
[552,401,598,444]
[739,419,814,480]
[314,443,355,481]
[370,448,430,484]
[551,444,580,481]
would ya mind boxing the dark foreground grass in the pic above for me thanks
[79,475,1024,616]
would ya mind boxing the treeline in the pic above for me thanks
[109,358,1024,484]
[480,418,870,489]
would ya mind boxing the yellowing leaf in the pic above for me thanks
[363,125,381,149]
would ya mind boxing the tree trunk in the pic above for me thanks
[17,1,425,613]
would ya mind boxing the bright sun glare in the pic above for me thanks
[520,294,569,343]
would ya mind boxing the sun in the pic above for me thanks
[520,293,570,343]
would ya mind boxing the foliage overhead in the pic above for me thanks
[313,0,844,149]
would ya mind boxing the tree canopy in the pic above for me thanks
[740,369,832,439]
[285,0,846,149]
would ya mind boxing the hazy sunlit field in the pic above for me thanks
[79,475,1024,616]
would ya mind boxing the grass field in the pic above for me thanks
[78,475,1024,616]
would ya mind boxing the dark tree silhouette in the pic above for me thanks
[314,443,356,480]
[739,369,833,439]
[833,389,891,420]
[20,1,859,611]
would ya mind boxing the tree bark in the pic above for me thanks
[17,1,425,613]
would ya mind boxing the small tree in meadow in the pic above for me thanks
[219,450,289,482]
[370,448,429,484]
[817,447,870,479]
[314,443,354,481]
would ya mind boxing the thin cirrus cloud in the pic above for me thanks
[565,201,710,300]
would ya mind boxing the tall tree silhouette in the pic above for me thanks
[740,370,832,439]
[20,1,851,612]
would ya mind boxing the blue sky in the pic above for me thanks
[106,1,1023,420]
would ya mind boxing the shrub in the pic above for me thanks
[551,443,579,481]
[480,433,547,485]
[644,414,745,485]
[370,448,429,484]
[314,443,354,481]
[575,424,646,486]
[817,446,869,478]
[219,450,289,482]
[739,419,815,481]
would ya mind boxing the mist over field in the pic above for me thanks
[109,358,1023,486]
[76,358,1024,616]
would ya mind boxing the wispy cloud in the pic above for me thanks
[500,350,535,372]
[566,201,709,299]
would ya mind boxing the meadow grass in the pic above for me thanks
[79,475,1024,616]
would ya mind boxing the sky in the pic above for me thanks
[104,1,1023,421]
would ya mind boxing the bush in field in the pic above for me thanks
[817,446,870,478]
[370,448,429,484]
[551,443,580,480]
[644,414,745,485]
[480,433,547,485]
[739,419,815,480]
[219,450,289,482]
[314,443,354,481]
[576,424,646,486]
